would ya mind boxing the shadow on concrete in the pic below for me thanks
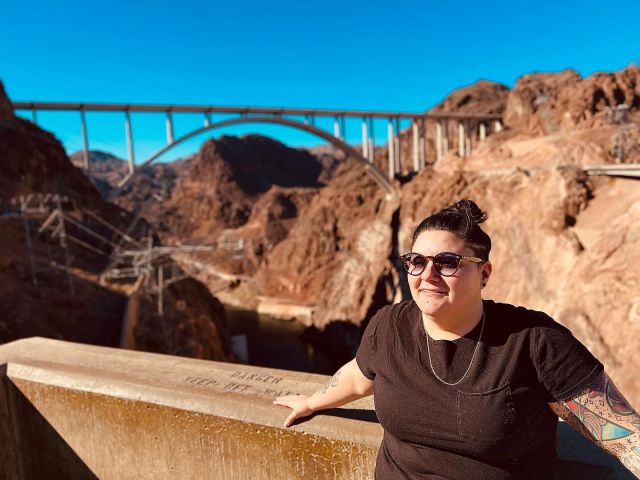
[8,382,98,480]
[319,407,379,424]
[288,407,379,426]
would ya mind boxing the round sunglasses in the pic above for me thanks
[399,252,484,277]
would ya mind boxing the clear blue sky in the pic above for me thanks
[2,0,639,162]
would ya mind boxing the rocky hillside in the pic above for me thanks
[0,81,232,362]
[504,66,640,133]
[69,150,193,213]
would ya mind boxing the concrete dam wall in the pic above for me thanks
[0,338,630,479]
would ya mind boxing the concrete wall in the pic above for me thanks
[0,338,632,480]
[0,338,378,480]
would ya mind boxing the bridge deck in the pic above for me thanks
[12,101,502,120]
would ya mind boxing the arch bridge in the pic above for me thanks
[13,101,504,199]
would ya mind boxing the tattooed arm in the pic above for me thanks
[549,371,640,477]
[273,358,373,427]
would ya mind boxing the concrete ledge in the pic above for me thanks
[0,337,379,479]
[0,337,633,479]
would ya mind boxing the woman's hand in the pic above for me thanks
[272,360,372,428]
[273,394,315,427]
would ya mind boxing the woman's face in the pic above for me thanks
[409,229,491,321]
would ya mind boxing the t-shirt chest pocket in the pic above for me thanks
[456,384,518,443]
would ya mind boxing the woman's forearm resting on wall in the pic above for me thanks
[273,358,373,427]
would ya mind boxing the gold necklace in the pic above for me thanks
[424,311,485,386]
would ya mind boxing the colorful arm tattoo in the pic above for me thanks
[549,372,640,477]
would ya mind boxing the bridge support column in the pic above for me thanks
[419,118,427,170]
[421,119,428,167]
[458,122,465,157]
[333,116,341,140]
[361,117,369,159]
[125,111,135,175]
[394,117,401,174]
[465,120,472,157]
[166,112,174,144]
[443,120,449,154]
[412,120,420,172]
[157,265,164,317]
[204,113,212,128]
[341,116,346,142]
[80,110,90,171]
[368,117,375,163]
[436,121,443,161]
[387,118,395,179]
[479,122,486,141]
[31,108,37,124]
[493,120,503,133]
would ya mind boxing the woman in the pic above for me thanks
[273,200,640,479]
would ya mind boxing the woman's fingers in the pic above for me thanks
[274,394,304,401]
[284,411,298,428]
[273,394,307,406]
[272,394,311,427]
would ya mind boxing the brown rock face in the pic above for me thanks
[0,215,127,347]
[0,83,102,202]
[0,81,15,121]
[430,79,510,116]
[69,150,192,218]
[504,65,640,134]
[160,135,325,238]
[135,277,234,361]
[0,125,100,203]
[256,157,397,328]
[503,69,582,134]
[0,85,129,347]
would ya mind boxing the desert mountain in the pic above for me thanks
[69,150,193,214]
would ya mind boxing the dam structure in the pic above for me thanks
[0,337,632,479]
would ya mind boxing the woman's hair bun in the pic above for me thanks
[451,199,488,225]
[411,198,492,259]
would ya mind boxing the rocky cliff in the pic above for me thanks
[0,81,232,362]
[504,66,640,133]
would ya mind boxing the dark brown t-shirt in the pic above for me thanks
[355,299,603,480]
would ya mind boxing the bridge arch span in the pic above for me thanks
[118,116,396,200]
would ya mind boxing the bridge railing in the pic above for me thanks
[0,337,628,479]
